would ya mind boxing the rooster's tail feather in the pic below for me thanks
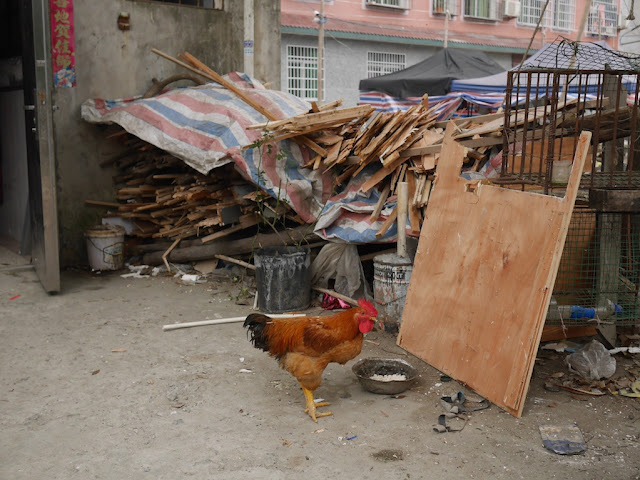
[243,313,272,352]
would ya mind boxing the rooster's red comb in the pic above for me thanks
[358,298,378,317]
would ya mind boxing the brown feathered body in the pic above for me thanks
[244,305,376,393]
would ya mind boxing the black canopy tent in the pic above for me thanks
[358,48,504,98]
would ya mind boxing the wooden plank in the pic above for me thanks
[375,207,397,238]
[400,145,441,158]
[85,200,124,209]
[315,98,344,111]
[397,124,592,417]
[200,214,258,243]
[252,105,372,131]
[454,98,576,140]
[153,49,278,121]
[433,111,504,129]
[178,51,327,157]
[406,171,421,234]
[322,139,343,166]
[540,325,597,342]
[417,178,433,207]
[359,154,409,193]
[370,183,390,222]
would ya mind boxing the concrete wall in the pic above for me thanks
[254,1,282,88]
[51,1,280,265]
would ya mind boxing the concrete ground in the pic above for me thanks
[1,246,639,479]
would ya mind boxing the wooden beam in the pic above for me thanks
[375,207,397,239]
[181,51,279,121]
[589,189,640,212]
[370,183,390,222]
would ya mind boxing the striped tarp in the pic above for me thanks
[358,91,506,119]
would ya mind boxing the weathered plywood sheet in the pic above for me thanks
[397,125,591,417]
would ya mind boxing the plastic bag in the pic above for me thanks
[310,244,367,298]
[565,340,616,380]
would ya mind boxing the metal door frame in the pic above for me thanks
[22,0,60,293]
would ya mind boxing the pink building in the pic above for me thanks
[281,0,627,104]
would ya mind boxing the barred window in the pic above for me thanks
[464,0,500,20]
[518,0,548,26]
[553,0,575,30]
[587,0,619,36]
[140,0,224,9]
[367,52,406,78]
[366,0,409,8]
[519,0,576,30]
[287,45,320,102]
[433,0,459,15]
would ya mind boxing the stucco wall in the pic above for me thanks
[254,1,282,88]
[51,1,280,266]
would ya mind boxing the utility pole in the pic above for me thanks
[444,7,449,48]
[317,0,325,103]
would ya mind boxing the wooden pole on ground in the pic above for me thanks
[396,182,408,258]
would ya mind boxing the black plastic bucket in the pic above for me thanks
[254,246,311,313]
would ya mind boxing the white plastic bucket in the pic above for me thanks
[373,253,413,334]
[85,224,125,270]
[552,160,573,184]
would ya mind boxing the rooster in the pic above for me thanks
[244,298,378,422]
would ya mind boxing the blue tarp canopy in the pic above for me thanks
[451,40,639,94]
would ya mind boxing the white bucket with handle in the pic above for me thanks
[85,224,125,270]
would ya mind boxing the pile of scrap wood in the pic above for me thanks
[248,97,503,236]
[86,130,303,245]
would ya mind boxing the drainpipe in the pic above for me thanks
[244,0,254,77]
[546,297,620,322]
[444,8,449,49]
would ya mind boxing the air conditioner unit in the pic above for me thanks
[618,12,628,30]
[503,0,521,18]
[604,25,616,36]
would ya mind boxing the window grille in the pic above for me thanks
[367,52,406,78]
[553,0,575,30]
[287,45,320,102]
[365,0,409,9]
[141,0,224,8]
[433,0,459,15]
[518,0,549,26]
[519,0,578,30]
[464,0,501,20]
[587,0,619,36]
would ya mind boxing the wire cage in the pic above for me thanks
[554,209,640,327]
[500,38,640,327]
[501,39,640,192]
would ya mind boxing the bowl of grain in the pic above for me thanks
[352,357,417,395]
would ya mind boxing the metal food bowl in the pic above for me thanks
[352,357,418,395]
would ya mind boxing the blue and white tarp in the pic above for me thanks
[359,90,506,119]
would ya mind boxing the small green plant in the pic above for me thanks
[248,129,320,249]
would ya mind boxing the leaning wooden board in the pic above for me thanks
[397,124,591,417]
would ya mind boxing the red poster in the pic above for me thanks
[50,0,76,87]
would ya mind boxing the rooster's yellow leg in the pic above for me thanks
[301,386,332,422]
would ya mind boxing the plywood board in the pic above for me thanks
[397,125,591,417]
